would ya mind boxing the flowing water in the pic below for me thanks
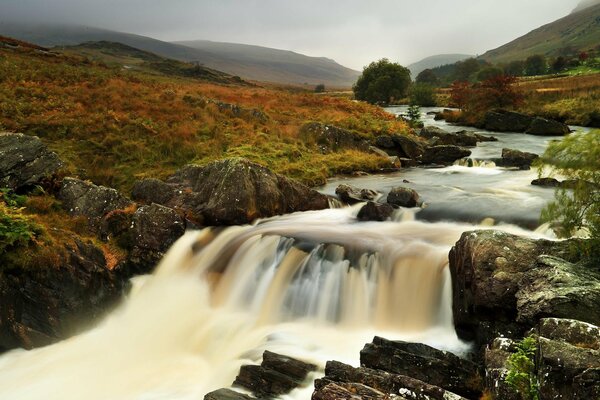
[0,107,579,400]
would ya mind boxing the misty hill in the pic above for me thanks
[480,4,600,64]
[573,0,600,13]
[407,54,473,77]
[0,22,359,87]
[175,40,360,88]
[59,41,244,84]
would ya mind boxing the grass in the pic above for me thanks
[0,39,409,193]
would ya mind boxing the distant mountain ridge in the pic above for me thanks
[407,54,473,78]
[480,4,600,64]
[573,0,600,13]
[0,22,359,87]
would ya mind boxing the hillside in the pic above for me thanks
[0,23,359,87]
[407,54,473,77]
[573,0,600,13]
[480,4,600,64]
[175,40,360,87]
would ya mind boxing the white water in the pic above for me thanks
[0,205,554,400]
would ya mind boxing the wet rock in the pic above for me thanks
[300,122,369,153]
[526,117,570,136]
[483,110,534,132]
[497,148,539,169]
[312,382,375,400]
[357,201,394,221]
[233,351,317,397]
[573,368,600,399]
[59,178,133,224]
[531,177,561,187]
[386,187,421,208]
[133,158,329,226]
[418,126,483,147]
[335,184,379,204]
[484,338,521,400]
[373,134,424,160]
[317,360,468,400]
[0,238,124,351]
[0,132,62,190]
[449,230,590,347]
[204,388,257,400]
[537,318,600,350]
[420,145,471,165]
[360,337,482,398]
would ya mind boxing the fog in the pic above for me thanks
[0,0,580,69]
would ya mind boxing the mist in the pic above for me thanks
[0,0,580,69]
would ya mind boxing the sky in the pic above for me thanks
[0,0,581,70]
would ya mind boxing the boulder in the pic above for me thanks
[0,238,124,351]
[335,184,379,204]
[497,148,539,169]
[0,132,62,190]
[526,117,570,136]
[531,177,561,187]
[483,110,534,132]
[373,134,424,160]
[418,126,482,147]
[315,360,468,400]
[386,187,421,208]
[420,145,471,165]
[59,178,132,224]
[300,122,369,153]
[448,230,592,347]
[133,158,330,225]
[204,389,256,400]
[360,337,482,398]
[357,201,394,221]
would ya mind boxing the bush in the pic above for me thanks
[538,130,600,262]
[477,66,504,81]
[505,336,539,400]
[450,75,523,114]
[353,59,411,105]
[409,83,437,106]
[0,190,43,253]
[415,69,440,86]
[314,84,325,93]
[525,55,547,76]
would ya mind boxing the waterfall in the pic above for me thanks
[0,206,547,400]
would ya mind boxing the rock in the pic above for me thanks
[360,336,482,398]
[357,201,394,221]
[126,204,186,274]
[537,318,600,350]
[420,145,471,165]
[133,158,330,225]
[573,368,600,399]
[368,146,389,158]
[312,382,375,400]
[483,110,534,132]
[373,134,424,160]
[497,148,539,169]
[516,255,600,326]
[316,360,468,400]
[233,351,316,397]
[300,122,369,153]
[59,178,133,224]
[204,389,256,400]
[0,132,62,190]
[418,126,479,147]
[386,187,421,208]
[484,338,521,400]
[335,184,379,204]
[0,238,124,351]
[449,230,591,347]
[526,117,570,136]
[531,177,561,187]
[211,100,268,123]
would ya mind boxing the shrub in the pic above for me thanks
[525,55,547,76]
[505,336,539,400]
[314,84,325,93]
[0,191,44,253]
[538,129,600,262]
[409,83,437,107]
[353,59,411,105]
[415,69,440,86]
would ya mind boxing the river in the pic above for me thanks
[0,107,578,400]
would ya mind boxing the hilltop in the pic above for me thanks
[407,54,473,78]
[0,23,359,87]
[480,4,600,64]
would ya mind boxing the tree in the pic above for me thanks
[551,56,568,73]
[538,130,600,262]
[504,60,525,77]
[314,84,326,93]
[416,69,440,86]
[453,58,482,81]
[353,59,411,104]
[476,66,504,81]
[524,55,547,76]
[409,83,437,106]
[579,51,590,62]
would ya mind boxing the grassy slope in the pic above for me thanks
[0,38,409,193]
[480,4,600,64]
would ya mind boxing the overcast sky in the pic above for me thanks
[0,0,580,69]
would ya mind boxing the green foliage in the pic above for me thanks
[453,58,483,81]
[406,105,422,127]
[538,130,600,261]
[525,55,547,76]
[0,191,43,254]
[409,83,437,107]
[353,59,411,105]
[415,69,440,86]
[314,84,326,93]
[505,336,540,400]
[477,66,504,81]
[504,60,525,76]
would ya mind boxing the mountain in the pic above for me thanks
[0,22,359,87]
[480,4,600,64]
[572,0,600,13]
[175,40,360,88]
[407,54,473,78]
